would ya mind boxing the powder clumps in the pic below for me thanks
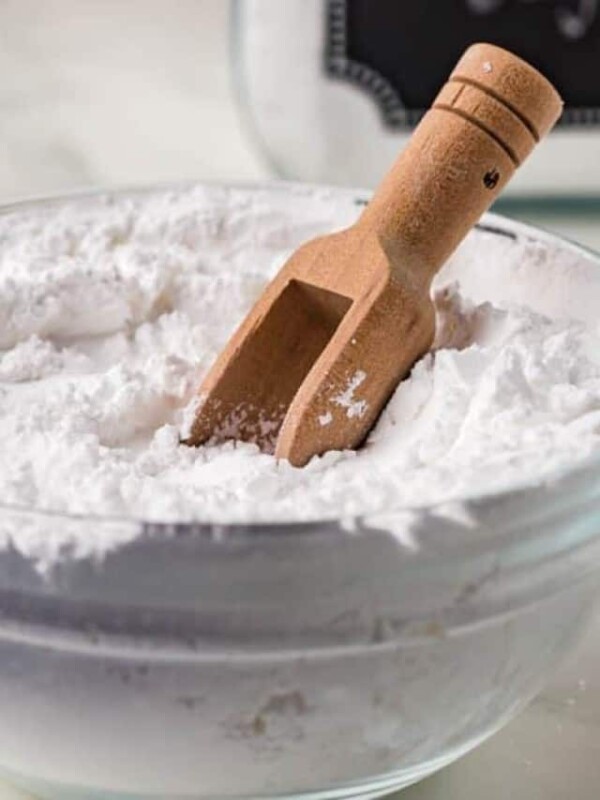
[0,184,600,547]
[332,370,369,419]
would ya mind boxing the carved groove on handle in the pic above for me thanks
[449,75,541,141]
[432,103,520,166]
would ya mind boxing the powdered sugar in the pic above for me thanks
[318,411,333,427]
[0,184,599,546]
[332,370,369,419]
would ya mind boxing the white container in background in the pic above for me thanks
[233,0,600,197]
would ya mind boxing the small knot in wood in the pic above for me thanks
[484,169,500,190]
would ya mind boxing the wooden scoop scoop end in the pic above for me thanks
[187,44,562,466]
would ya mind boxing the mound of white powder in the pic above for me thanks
[0,184,599,527]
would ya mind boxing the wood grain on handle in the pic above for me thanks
[360,43,563,284]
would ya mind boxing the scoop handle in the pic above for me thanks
[359,43,563,283]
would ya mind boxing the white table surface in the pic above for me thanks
[0,2,599,797]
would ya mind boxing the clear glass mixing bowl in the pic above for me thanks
[0,185,598,800]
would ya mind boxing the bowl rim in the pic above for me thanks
[2,180,600,568]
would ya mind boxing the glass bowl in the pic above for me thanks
[0,184,599,800]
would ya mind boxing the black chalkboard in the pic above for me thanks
[325,0,600,128]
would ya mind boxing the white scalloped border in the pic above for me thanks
[324,0,599,129]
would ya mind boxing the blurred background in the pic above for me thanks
[0,0,265,200]
[2,0,600,248]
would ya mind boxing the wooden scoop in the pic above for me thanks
[187,43,562,467]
